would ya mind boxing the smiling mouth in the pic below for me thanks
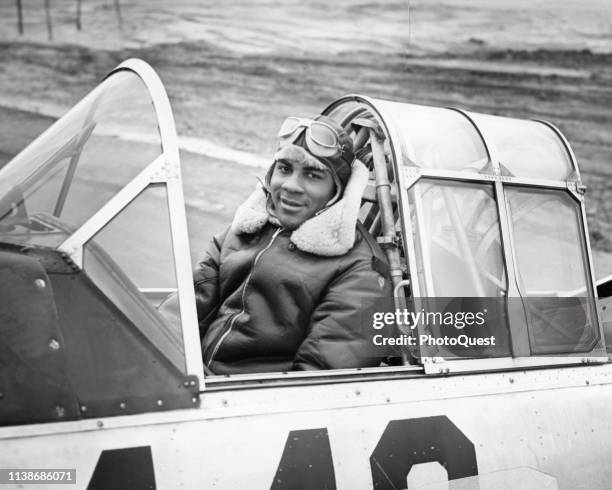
[279,197,304,211]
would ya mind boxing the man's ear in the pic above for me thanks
[264,161,276,190]
[257,176,271,197]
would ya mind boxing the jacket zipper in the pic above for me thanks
[205,227,283,368]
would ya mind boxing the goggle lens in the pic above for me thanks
[277,117,354,166]
[308,123,337,148]
[277,117,303,138]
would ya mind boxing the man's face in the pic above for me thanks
[269,158,336,230]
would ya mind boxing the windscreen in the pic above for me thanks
[0,70,161,248]
[375,101,490,172]
[0,65,195,424]
[469,114,573,180]
[411,180,506,298]
[409,179,511,359]
[507,187,600,354]
[374,99,602,360]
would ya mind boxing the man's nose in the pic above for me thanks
[281,172,304,193]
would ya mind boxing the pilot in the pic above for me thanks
[192,115,391,374]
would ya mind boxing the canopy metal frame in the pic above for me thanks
[325,94,607,375]
[57,59,205,387]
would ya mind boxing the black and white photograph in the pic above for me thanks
[0,1,611,488]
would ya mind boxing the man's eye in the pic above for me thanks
[277,164,290,174]
[306,171,322,180]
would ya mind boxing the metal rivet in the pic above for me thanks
[80,405,87,412]
[183,381,190,387]
[189,380,196,387]
[119,402,126,409]
[34,279,46,289]
[509,378,514,384]
[355,390,361,396]
[157,399,163,407]
[97,421,103,428]
[49,339,60,350]
[192,397,198,404]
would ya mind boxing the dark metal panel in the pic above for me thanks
[0,250,79,425]
[49,269,199,418]
[0,245,199,426]
[370,416,478,489]
[271,428,336,490]
[88,446,155,490]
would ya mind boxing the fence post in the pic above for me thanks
[114,0,123,28]
[45,0,53,40]
[76,0,82,31]
[15,0,24,35]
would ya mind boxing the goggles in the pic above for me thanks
[277,117,354,167]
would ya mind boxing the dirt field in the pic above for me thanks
[1,0,611,272]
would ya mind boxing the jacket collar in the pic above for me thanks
[231,161,369,256]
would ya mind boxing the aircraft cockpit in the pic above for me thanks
[0,59,609,427]
[0,60,201,426]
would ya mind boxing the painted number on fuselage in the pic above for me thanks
[271,416,477,489]
[88,446,155,490]
[85,418,476,489]
[371,416,478,489]
[271,428,336,490]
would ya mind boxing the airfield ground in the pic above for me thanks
[0,0,611,272]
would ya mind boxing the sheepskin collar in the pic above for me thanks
[231,160,369,256]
